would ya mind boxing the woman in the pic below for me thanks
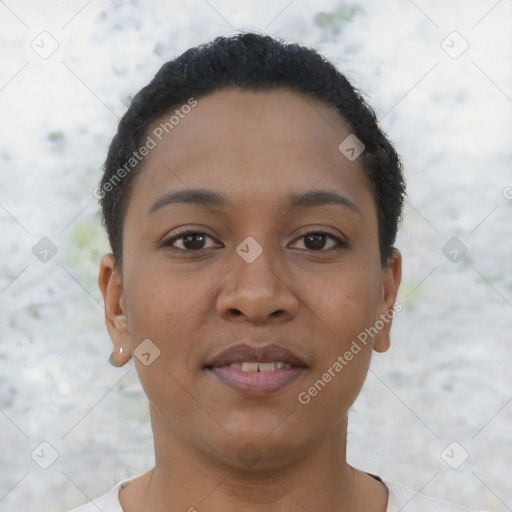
[69,32,485,512]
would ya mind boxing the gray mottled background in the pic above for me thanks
[0,0,511,510]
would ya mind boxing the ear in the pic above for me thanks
[98,253,132,366]
[373,248,402,353]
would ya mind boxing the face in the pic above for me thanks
[99,88,401,469]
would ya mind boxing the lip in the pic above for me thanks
[209,366,306,395]
[205,343,307,368]
[204,343,308,395]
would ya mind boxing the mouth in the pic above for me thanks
[204,344,308,395]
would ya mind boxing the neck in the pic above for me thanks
[127,411,368,512]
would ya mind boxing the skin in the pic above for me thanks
[99,87,402,512]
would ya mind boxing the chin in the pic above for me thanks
[200,422,316,471]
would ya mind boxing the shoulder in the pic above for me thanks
[65,485,121,511]
[65,474,138,512]
[384,480,490,512]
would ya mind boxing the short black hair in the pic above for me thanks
[99,32,405,267]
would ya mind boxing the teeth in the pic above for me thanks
[229,362,292,372]
[259,362,289,372]
[241,362,259,372]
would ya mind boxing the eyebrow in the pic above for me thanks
[148,188,361,217]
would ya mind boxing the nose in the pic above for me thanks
[216,242,299,325]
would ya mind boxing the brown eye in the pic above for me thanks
[164,231,219,251]
[292,231,346,252]
[304,233,329,250]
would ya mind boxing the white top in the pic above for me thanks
[67,474,488,512]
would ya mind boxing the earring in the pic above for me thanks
[108,346,127,367]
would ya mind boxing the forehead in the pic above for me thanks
[126,87,373,218]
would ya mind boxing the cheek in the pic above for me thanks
[295,269,378,422]
[296,263,379,400]
[123,261,213,339]
[304,263,381,341]
[122,260,224,396]
[121,266,206,420]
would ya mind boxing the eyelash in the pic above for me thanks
[162,229,347,253]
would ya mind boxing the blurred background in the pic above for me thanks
[0,0,511,510]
